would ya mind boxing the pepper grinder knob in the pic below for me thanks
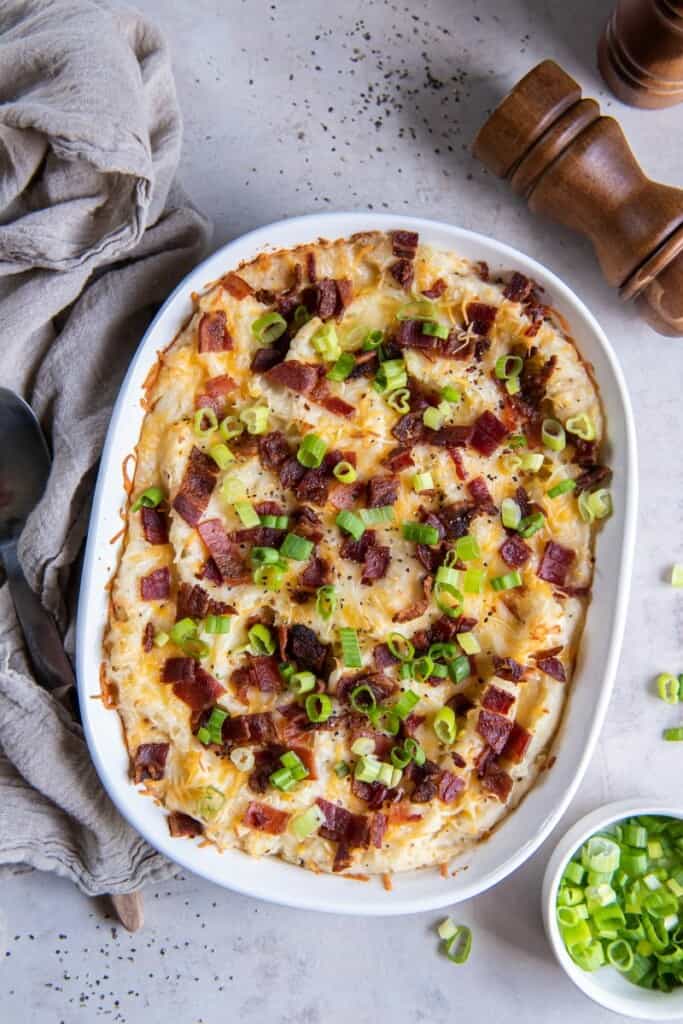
[472,60,683,336]
[598,0,683,109]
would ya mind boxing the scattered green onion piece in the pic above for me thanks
[449,655,471,684]
[457,632,480,656]
[519,452,544,473]
[312,322,341,362]
[153,630,169,648]
[336,510,365,540]
[131,486,164,512]
[495,354,523,380]
[339,627,362,669]
[548,479,577,499]
[280,532,314,561]
[423,405,445,431]
[444,926,472,965]
[326,352,356,382]
[316,585,337,621]
[202,614,232,635]
[280,750,309,780]
[170,617,197,644]
[260,514,289,528]
[517,512,545,538]
[269,767,295,791]
[501,498,521,530]
[412,471,434,493]
[428,642,457,662]
[393,690,419,720]
[207,443,234,469]
[403,737,426,766]
[359,506,395,526]
[220,475,246,503]
[251,311,287,344]
[506,377,521,396]
[354,754,381,783]
[435,565,463,590]
[441,384,461,403]
[292,304,312,330]
[434,581,464,619]
[240,404,269,435]
[396,300,434,321]
[386,388,411,413]
[566,413,596,441]
[297,433,327,468]
[289,671,316,695]
[390,744,412,769]
[433,706,456,744]
[455,534,480,561]
[438,917,458,941]
[290,804,325,840]
[250,546,280,566]
[501,454,522,474]
[422,320,449,339]
[351,737,376,756]
[587,488,612,521]
[490,570,523,592]
[334,761,350,778]
[248,623,275,655]
[584,836,621,873]
[375,358,407,394]
[402,521,440,545]
[463,568,485,594]
[197,786,226,820]
[254,564,287,593]
[607,939,635,973]
[564,861,586,886]
[664,728,683,741]
[349,684,376,713]
[193,407,218,438]
[333,460,357,483]
[508,434,527,449]
[361,328,384,350]
[541,417,566,452]
[387,632,415,662]
[234,500,260,527]
[279,662,296,683]
[230,747,255,772]
[305,693,333,723]
[412,656,435,682]
[219,415,243,441]
[657,673,679,704]
[672,565,683,588]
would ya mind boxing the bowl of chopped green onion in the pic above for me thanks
[543,800,683,1019]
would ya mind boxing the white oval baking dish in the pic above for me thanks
[76,212,637,915]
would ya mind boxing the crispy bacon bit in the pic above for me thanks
[340,529,376,563]
[290,505,324,542]
[501,722,532,763]
[449,692,475,715]
[223,712,278,747]
[133,742,169,783]
[467,475,498,514]
[482,685,515,715]
[384,445,414,472]
[373,644,399,674]
[392,574,433,623]
[401,712,425,739]
[492,655,525,682]
[391,230,419,258]
[369,812,388,849]
[142,622,155,652]
[198,311,232,352]
[306,251,317,283]
[409,759,440,803]
[199,558,222,584]
[429,424,473,448]
[176,582,209,620]
[195,374,236,418]
[574,464,612,495]
[451,751,466,768]
[470,411,508,456]
[449,448,467,481]
[221,271,253,299]
[438,502,477,540]
[162,657,196,684]
[319,394,355,418]
[251,344,288,373]
[141,507,168,545]
[476,709,514,755]
[503,272,534,303]
[246,654,282,693]
[244,800,290,835]
[438,770,465,804]
[298,555,330,590]
[480,759,513,802]
[140,567,170,601]
[389,258,414,290]
[265,359,319,394]
[428,614,477,644]
[328,480,364,510]
[367,475,399,508]
[168,811,203,838]
[197,519,248,582]
[422,278,446,299]
[361,545,391,585]
[477,260,490,281]
[465,301,497,336]
[535,656,567,682]
[315,798,370,872]
[391,410,426,447]
[515,485,533,519]
[316,278,340,319]
[173,665,225,713]
[286,624,329,674]
[294,466,330,505]
[515,354,557,417]
[537,541,575,587]
[500,534,531,568]
[172,447,218,527]
[351,778,389,809]
[336,672,396,705]
[279,456,307,491]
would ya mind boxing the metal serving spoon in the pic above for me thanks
[0,387,143,932]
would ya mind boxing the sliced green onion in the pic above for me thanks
[280,750,309,780]
[393,690,419,720]
[336,510,365,540]
[657,673,679,704]
[584,836,621,873]
[230,746,255,772]
[548,479,577,499]
[455,534,480,561]
[375,358,407,394]
[327,352,356,381]
[396,300,435,321]
[312,322,341,362]
[290,804,325,840]
[587,488,612,521]
[250,546,280,566]
[234,500,260,527]
[462,567,485,594]
[197,786,225,820]
[280,532,314,561]
[434,581,464,619]
[501,453,522,474]
[520,452,545,473]
[153,630,169,648]
[170,617,197,645]
[457,632,480,655]
[490,570,523,592]
[403,737,425,766]
[495,354,523,380]
[220,475,246,503]
[361,328,384,350]
[390,744,412,769]
[305,693,333,722]
[354,754,381,783]
[297,433,327,468]
[402,521,439,545]
[517,512,545,538]
[435,566,462,590]
[254,565,287,593]
[433,706,456,744]
[441,385,461,404]
[131,486,164,512]
[438,917,458,941]
[506,377,520,396]
[351,737,376,756]
[207,443,234,469]
[664,728,683,741]
[411,655,435,682]
[260,513,290,529]
[202,614,232,635]
[386,388,411,413]
[412,471,434,493]
[422,320,449,339]
[279,662,296,683]
[193,407,218,438]
[252,311,287,344]
[240,404,269,435]
[316,585,337,620]
[449,655,471,684]
[387,632,415,662]
[501,498,521,530]
[564,861,586,886]
[334,761,350,778]
[607,939,635,972]
[566,413,596,441]
[289,670,316,695]
[672,565,683,588]
[423,405,445,431]
[339,627,362,668]
[333,460,357,483]
[508,434,527,449]
[248,623,275,655]
[293,304,312,330]
[444,926,472,965]
[359,506,395,526]
[541,417,566,452]
[350,684,376,713]
[197,706,228,745]
[269,767,295,791]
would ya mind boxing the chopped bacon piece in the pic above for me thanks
[279,456,307,490]
[172,447,218,527]
[251,344,287,373]
[492,655,525,682]
[391,410,426,446]
[168,811,203,838]
[535,656,567,682]
[477,261,490,281]
[367,475,399,508]
[480,759,513,802]
[422,278,446,299]
[439,501,477,539]
[142,621,155,652]
[328,481,364,510]
[451,751,466,768]
[299,555,330,589]
[391,230,419,258]
[221,271,253,299]
[438,770,465,804]
[223,712,278,746]
[401,712,425,738]
[340,529,376,563]
[395,319,440,354]
[173,665,225,713]
[199,557,222,584]
[162,657,196,684]
[515,485,533,519]
[465,301,497,336]
[409,759,440,803]
[243,801,290,835]
[198,310,232,352]
[294,466,330,505]
[319,394,354,418]
[265,359,319,394]
[195,374,236,418]
[384,445,414,472]
[574,464,612,495]
[197,519,248,582]
[429,424,473,448]
[427,614,477,644]
[500,534,531,568]
[503,272,533,303]
[133,742,169,783]
[248,655,283,693]
[141,507,168,545]
[316,278,340,320]
[449,448,467,481]
[351,778,389,809]
[373,643,399,671]
[502,722,532,763]
[449,692,475,715]
[361,545,391,585]
[467,475,498,514]
[140,567,170,601]
[315,798,370,871]
[514,354,557,417]
[369,812,388,848]
[476,709,514,755]
[176,582,209,620]
[258,431,291,471]
[286,624,329,674]
[537,541,575,587]
[306,251,317,282]
[290,505,323,542]
[470,411,508,456]
[389,258,414,290]
[335,672,396,704]
[392,574,433,623]
[482,685,515,715]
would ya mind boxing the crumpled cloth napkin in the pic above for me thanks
[0,0,211,895]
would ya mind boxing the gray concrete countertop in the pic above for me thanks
[3,1,682,1020]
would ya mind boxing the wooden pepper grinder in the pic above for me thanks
[472,60,683,336]
[598,0,683,108]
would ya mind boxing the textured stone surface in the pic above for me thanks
[3,1,683,1020]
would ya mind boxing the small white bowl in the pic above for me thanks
[543,799,683,1020]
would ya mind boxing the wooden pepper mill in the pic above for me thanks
[472,60,683,336]
[598,0,683,108]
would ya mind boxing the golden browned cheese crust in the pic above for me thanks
[103,230,606,875]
